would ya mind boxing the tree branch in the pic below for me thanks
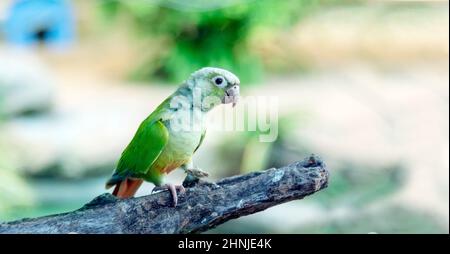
[0,155,329,234]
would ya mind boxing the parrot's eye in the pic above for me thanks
[212,76,227,88]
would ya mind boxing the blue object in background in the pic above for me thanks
[4,0,75,47]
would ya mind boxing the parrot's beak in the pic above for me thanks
[223,84,240,107]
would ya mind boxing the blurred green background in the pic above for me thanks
[0,0,448,233]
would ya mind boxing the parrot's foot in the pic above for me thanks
[185,168,209,178]
[182,168,209,188]
[152,184,186,207]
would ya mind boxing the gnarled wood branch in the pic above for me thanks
[0,155,329,234]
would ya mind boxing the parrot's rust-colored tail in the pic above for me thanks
[112,178,143,198]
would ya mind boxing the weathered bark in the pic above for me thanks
[0,155,329,234]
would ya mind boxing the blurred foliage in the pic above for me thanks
[313,163,405,208]
[210,205,447,234]
[216,111,405,207]
[216,112,311,175]
[98,0,324,84]
[0,99,33,219]
[0,140,34,218]
[0,177,105,222]
[298,206,447,234]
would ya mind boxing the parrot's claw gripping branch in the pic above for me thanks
[0,155,329,234]
[151,184,186,207]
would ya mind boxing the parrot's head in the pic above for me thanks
[187,67,240,109]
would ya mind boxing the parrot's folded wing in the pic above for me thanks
[110,119,169,183]
[194,128,206,153]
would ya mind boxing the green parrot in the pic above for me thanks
[106,67,240,206]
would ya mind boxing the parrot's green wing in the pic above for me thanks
[194,128,206,153]
[106,117,169,188]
